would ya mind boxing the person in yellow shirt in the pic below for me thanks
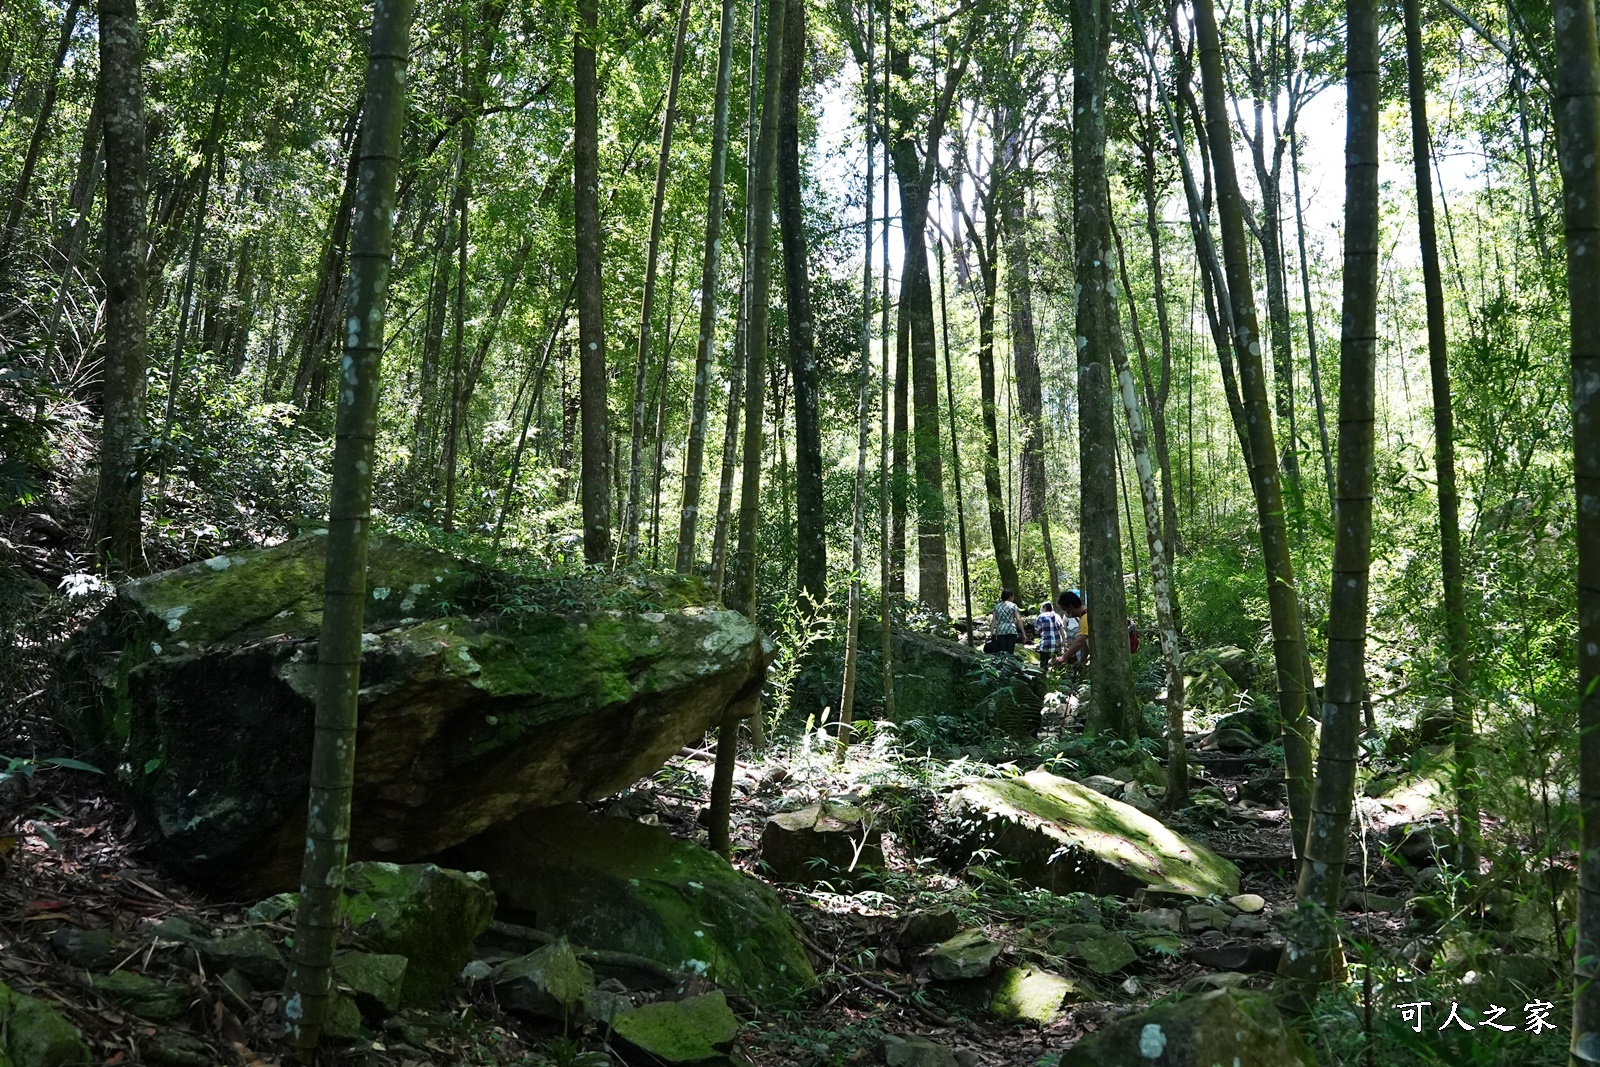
[1057,589,1090,666]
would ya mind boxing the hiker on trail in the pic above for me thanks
[986,590,1022,655]
[1035,600,1065,668]
[1057,589,1089,666]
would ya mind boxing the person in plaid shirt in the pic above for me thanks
[1035,600,1065,668]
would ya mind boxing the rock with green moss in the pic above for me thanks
[334,951,408,1016]
[76,533,769,893]
[0,981,91,1066]
[340,862,495,1008]
[1055,930,1136,975]
[456,805,815,1007]
[925,930,1004,981]
[944,772,1239,898]
[197,928,285,988]
[612,991,738,1064]
[1060,988,1316,1067]
[88,971,185,1021]
[989,966,1080,1024]
[491,941,594,1024]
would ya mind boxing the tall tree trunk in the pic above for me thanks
[878,0,895,717]
[936,214,973,635]
[1280,0,1378,989]
[1139,119,1183,558]
[1,0,81,262]
[1073,0,1140,741]
[1003,119,1046,530]
[1402,0,1476,877]
[675,0,738,572]
[1192,0,1314,855]
[576,0,611,564]
[285,0,413,1046]
[93,0,148,572]
[1554,0,1600,1051]
[1109,221,1187,808]
[493,283,575,548]
[1289,125,1337,507]
[836,0,876,760]
[624,0,691,562]
[777,0,825,609]
[711,0,763,595]
[890,286,908,595]
[728,0,786,617]
[410,211,453,485]
[442,35,475,532]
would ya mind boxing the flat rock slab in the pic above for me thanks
[76,534,768,894]
[453,805,815,1007]
[926,929,1004,981]
[989,965,1080,1024]
[0,979,91,1067]
[613,991,738,1064]
[1060,988,1315,1067]
[946,772,1238,898]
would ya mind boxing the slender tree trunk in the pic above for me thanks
[777,0,825,609]
[493,282,575,548]
[1,0,81,262]
[285,0,413,1047]
[1554,0,1600,1051]
[675,0,738,572]
[1109,223,1186,808]
[711,0,762,595]
[879,0,895,720]
[1073,0,1140,741]
[649,237,684,566]
[1281,0,1378,989]
[576,0,611,564]
[1003,121,1046,532]
[836,0,875,758]
[624,0,691,562]
[728,0,786,616]
[890,285,908,596]
[442,73,474,532]
[936,217,973,635]
[1289,125,1337,508]
[974,246,1019,596]
[1401,0,1476,876]
[1139,126,1183,559]
[93,0,148,572]
[1193,0,1314,855]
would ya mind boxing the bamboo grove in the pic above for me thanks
[3,0,1600,1050]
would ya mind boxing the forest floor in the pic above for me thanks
[0,701,1482,1067]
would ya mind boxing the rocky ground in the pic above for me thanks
[0,693,1531,1067]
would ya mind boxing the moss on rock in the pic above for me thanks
[456,805,816,1007]
[340,862,496,1008]
[612,991,738,1064]
[0,980,90,1066]
[1060,987,1316,1066]
[946,771,1238,898]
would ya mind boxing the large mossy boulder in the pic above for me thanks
[74,534,769,893]
[453,805,816,1007]
[1061,988,1316,1066]
[945,771,1238,897]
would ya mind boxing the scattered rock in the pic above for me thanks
[989,966,1079,1024]
[1405,893,1452,924]
[0,980,91,1067]
[1203,646,1255,689]
[334,951,408,1016]
[1342,891,1406,914]
[759,801,883,886]
[324,990,368,1040]
[882,1035,959,1067]
[143,1032,213,1067]
[88,970,185,1021]
[1060,988,1315,1067]
[945,772,1238,897]
[340,862,497,1008]
[1214,708,1274,744]
[896,907,961,947]
[491,941,595,1024]
[1056,931,1136,975]
[590,979,634,1026]
[455,804,816,1005]
[1080,775,1123,797]
[926,929,1004,981]
[49,926,123,970]
[197,928,285,989]
[1133,909,1182,933]
[1227,893,1267,914]
[1181,971,1251,994]
[612,990,738,1064]
[1207,728,1259,753]
[1237,777,1284,806]
[1119,784,1159,815]
[1228,915,1272,936]
[1183,904,1232,932]
[1412,866,1449,892]
[1385,821,1455,866]
[79,534,769,893]
[1186,943,1283,973]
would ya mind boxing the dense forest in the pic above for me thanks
[0,0,1595,1062]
